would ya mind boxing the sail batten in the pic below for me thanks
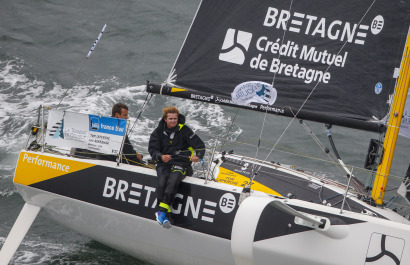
[148,0,410,131]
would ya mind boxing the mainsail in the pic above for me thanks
[147,0,410,132]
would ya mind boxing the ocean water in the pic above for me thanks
[1,0,410,264]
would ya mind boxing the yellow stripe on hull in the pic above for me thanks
[14,151,95,186]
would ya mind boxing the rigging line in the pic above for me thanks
[269,0,294,87]
[299,120,350,179]
[385,200,410,210]
[219,108,240,152]
[250,0,294,178]
[180,134,407,183]
[299,120,329,154]
[256,0,377,174]
[56,0,123,109]
[253,110,268,163]
[233,139,408,185]
[127,93,153,140]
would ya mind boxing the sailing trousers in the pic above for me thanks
[156,164,187,212]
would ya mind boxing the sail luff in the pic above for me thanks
[166,1,204,83]
[371,28,410,205]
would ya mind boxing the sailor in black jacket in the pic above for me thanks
[97,103,144,165]
[148,106,205,228]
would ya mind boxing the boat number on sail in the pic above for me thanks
[102,177,236,223]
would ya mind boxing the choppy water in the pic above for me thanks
[1,0,410,264]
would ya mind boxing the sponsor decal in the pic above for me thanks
[89,115,126,136]
[365,233,404,264]
[231,81,277,106]
[308,182,321,190]
[46,110,126,155]
[219,193,236,213]
[22,153,70,172]
[259,104,284,114]
[375,82,382,94]
[191,93,213,102]
[216,167,281,196]
[219,6,388,91]
[241,162,249,171]
[102,176,236,224]
[90,117,100,130]
[27,162,240,239]
[219,28,253,65]
[371,15,385,35]
[50,119,65,139]
[263,7,383,45]
[14,151,94,186]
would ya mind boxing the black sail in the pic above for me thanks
[147,0,410,132]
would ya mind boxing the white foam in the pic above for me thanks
[0,188,17,197]
[0,58,151,154]
[1,56,242,165]
[7,240,81,264]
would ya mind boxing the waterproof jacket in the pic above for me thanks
[148,114,205,167]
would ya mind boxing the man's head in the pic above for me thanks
[112,103,129,119]
[162,106,179,129]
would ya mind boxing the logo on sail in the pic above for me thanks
[375,83,382,94]
[371,15,384,35]
[263,7,385,45]
[231,81,277,106]
[219,28,252,65]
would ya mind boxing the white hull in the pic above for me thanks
[16,183,234,265]
[4,150,410,265]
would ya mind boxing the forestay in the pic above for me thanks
[147,0,410,132]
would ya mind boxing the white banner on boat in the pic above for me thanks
[46,109,127,155]
[399,92,410,139]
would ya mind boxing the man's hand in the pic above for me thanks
[191,156,200,162]
[162,154,172,163]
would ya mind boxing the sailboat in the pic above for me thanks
[2,0,410,264]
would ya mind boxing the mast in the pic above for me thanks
[372,28,410,205]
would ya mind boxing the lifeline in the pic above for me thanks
[23,153,70,172]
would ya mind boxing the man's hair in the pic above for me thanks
[162,106,179,119]
[112,103,128,117]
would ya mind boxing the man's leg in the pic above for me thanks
[156,165,169,206]
[155,165,172,228]
[164,164,187,206]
